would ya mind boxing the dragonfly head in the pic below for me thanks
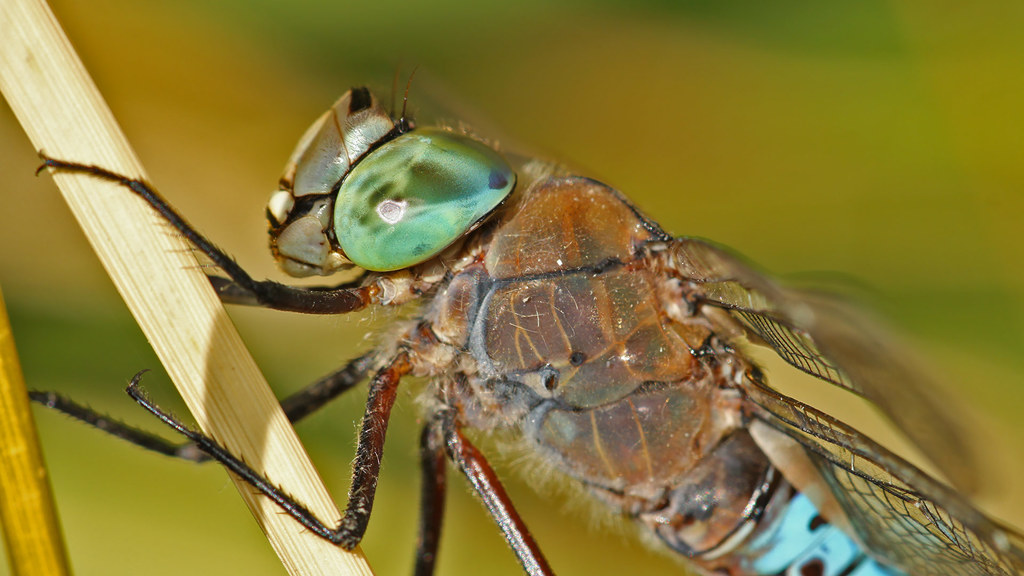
[267,87,516,276]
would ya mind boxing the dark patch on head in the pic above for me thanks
[569,351,586,366]
[280,194,330,228]
[799,558,825,576]
[808,514,827,532]
[489,169,509,190]
[348,87,373,114]
[368,182,397,207]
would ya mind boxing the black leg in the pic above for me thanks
[414,423,447,576]
[37,155,374,315]
[335,351,411,547]
[207,275,370,309]
[435,410,554,576]
[30,387,210,462]
[124,351,411,548]
[30,351,376,462]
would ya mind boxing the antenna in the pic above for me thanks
[399,66,420,132]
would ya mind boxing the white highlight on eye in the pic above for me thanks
[376,199,408,224]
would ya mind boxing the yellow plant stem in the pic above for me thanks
[0,286,70,576]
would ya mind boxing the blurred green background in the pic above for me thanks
[2,1,1024,574]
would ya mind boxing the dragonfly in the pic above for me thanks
[35,86,1024,576]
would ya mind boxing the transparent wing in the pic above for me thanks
[666,236,978,491]
[745,379,1024,576]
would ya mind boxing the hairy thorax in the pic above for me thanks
[416,173,772,558]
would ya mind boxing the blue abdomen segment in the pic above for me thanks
[748,492,906,575]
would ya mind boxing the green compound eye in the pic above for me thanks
[334,128,516,271]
